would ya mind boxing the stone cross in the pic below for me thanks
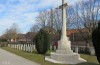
[45,0,87,64]
[60,0,67,39]
[58,0,71,50]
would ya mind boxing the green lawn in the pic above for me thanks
[1,47,99,65]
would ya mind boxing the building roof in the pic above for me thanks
[17,34,26,39]
[26,32,36,39]
[67,28,88,36]
[0,34,9,39]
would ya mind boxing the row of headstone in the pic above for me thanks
[8,44,95,55]
[8,44,36,53]
[71,46,95,55]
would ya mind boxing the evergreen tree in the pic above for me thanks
[34,29,50,54]
[92,22,100,63]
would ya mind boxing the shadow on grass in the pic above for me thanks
[45,53,50,56]
[31,49,52,56]
[75,62,99,65]
[32,50,50,56]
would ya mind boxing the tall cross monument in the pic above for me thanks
[45,0,87,64]
[58,0,71,51]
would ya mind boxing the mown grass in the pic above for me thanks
[1,47,99,65]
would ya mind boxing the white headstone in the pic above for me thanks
[20,44,23,50]
[33,45,36,50]
[13,44,15,48]
[18,44,20,50]
[90,47,95,55]
[17,44,19,49]
[31,44,35,51]
[27,44,30,52]
[75,46,79,53]
[30,44,33,53]
[14,44,15,48]
[15,44,16,48]
[50,45,52,50]
[8,44,10,47]
[11,44,13,48]
[11,44,12,48]
[54,46,56,50]
[17,44,18,49]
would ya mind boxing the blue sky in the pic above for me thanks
[0,0,79,35]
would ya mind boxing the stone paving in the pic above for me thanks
[0,48,40,65]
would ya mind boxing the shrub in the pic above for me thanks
[78,47,90,54]
[0,42,8,47]
[34,29,50,54]
[0,39,7,42]
[84,47,90,54]
[92,22,100,63]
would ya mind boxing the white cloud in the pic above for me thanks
[0,0,80,35]
[0,4,6,12]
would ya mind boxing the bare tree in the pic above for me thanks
[30,24,40,33]
[53,9,62,31]
[36,11,50,28]
[35,6,76,43]
[4,23,20,41]
[73,0,100,47]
